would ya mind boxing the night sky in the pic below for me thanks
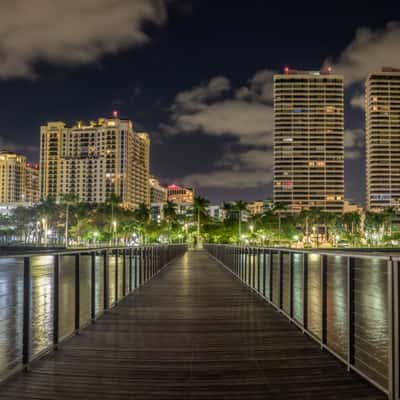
[1,1,400,204]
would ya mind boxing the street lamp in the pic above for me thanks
[93,231,99,245]
[112,220,117,245]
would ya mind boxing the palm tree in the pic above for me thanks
[106,193,122,245]
[272,202,288,243]
[36,196,57,245]
[383,206,396,236]
[192,196,210,246]
[134,203,150,244]
[60,193,79,247]
[231,201,248,242]
[163,201,178,224]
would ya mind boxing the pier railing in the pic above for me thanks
[204,244,400,400]
[0,244,186,382]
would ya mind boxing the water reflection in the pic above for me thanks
[0,258,23,376]
[0,254,105,379]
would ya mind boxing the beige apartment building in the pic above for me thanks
[26,163,40,204]
[40,117,150,208]
[366,68,400,211]
[273,67,344,213]
[0,151,26,204]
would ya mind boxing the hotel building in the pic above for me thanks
[273,67,344,213]
[167,184,194,204]
[366,68,400,211]
[149,176,167,203]
[40,115,150,208]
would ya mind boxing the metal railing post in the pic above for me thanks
[129,248,133,292]
[278,251,283,309]
[346,256,354,370]
[393,259,399,400]
[75,254,80,334]
[269,250,273,301]
[321,254,328,348]
[115,250,119,302]
[303,253,308,330]
[22,256,31,370]
[388,258,396,400]
[262,249,267,297]
[289,252,293,318]
[104,250,109,310]
[122,249,127,297]
[91,252,96,322]
[53,254,60,348]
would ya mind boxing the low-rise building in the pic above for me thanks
[247,200,265,215]
[343,200,364,214]
[207,205,226,221]
[149,176,167,203]
[167,184,194,204]
[150,202,165,223]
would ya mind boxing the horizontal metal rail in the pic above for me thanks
[0,244,187,385]
[204,244,399,400]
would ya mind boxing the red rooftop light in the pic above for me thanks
[112,110,119,118]
[284,66,289,74]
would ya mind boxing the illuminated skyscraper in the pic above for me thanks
[273,67,344,213]
[366,68,400,211]
[40,115,150,208]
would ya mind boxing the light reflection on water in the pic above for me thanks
[0,255,105,378]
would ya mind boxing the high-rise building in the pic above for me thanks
[0,151,26,204]
[40,116,150,208]
[273,67,344,213]
[366,68,400,211]
[167,184,194,204]
[149,176,167,203]
[26,163,40,204]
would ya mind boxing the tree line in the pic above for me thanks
[1,194,398,248]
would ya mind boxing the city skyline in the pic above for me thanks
[1,2,400,203]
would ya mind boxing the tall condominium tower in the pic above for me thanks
[40,116,150,208]
[366,68,400,211]
[273,67,344,213]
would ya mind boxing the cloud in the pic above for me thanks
[165,71,275,189]
[345,129,364,159]
[332,22,400,86]
[0,136,39,156]
[175,100,273,145]
[0,0,171,78]
[174,76,231,112]
[182,149,273,189]
[350,93,365,110]
[182,169,273,189]
[167,73,274,146]
[235,69,274,102]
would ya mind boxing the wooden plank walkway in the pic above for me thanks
[0,250,386,399]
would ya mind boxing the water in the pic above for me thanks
[0,254,121,378]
